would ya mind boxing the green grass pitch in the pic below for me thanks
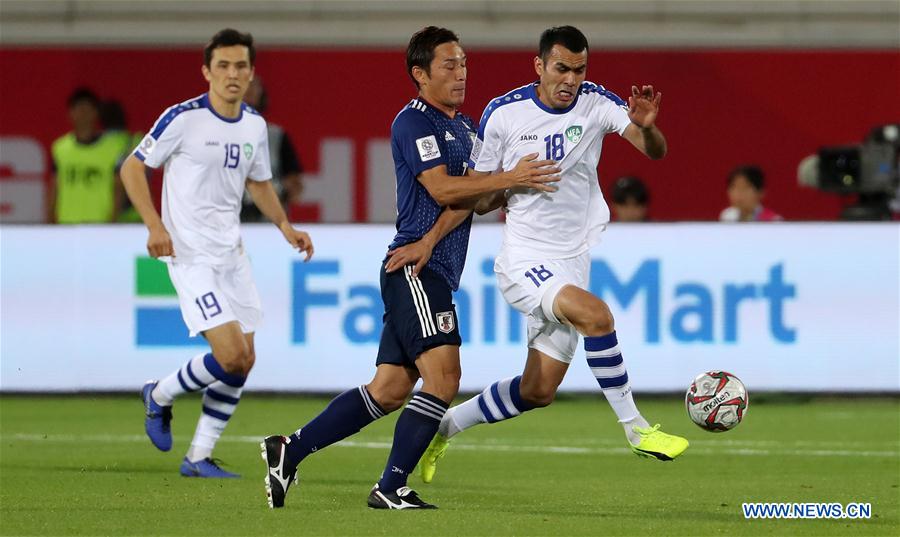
[1,394,897,536]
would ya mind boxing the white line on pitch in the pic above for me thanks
[2,433,897,458]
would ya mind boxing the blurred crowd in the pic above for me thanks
[49,83,304,225]
[53,85,789,226]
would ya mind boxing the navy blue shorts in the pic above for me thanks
[375,262,461,368]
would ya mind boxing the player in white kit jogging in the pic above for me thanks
[419,26,689,483]
[120,29,314,478]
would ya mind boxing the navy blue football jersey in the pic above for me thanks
[388,97,476,290]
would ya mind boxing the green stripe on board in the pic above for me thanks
[135,257,176,296]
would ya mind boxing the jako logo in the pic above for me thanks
[134,257,204,347]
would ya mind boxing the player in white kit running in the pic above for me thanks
[120,29,314,478]
[419,26,689,483]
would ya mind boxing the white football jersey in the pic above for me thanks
[470,81,631,259]
[135,94,272,264]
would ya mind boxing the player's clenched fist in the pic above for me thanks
[146,225,174,258]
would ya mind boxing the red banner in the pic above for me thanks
[2,47,898,221]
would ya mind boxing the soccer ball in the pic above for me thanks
[685,371,748,432]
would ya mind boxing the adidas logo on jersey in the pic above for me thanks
[444,131,456,141]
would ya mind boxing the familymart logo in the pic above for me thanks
[134,257,203,347]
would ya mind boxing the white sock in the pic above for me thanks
[439,398,479,438]
[601,384,650,445]
[585,332,650,446]
[438,376,532,439]
[152,353,242,406]
[186,381,243,462]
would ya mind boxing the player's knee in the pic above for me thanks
[428,370,460,404]
[242,351,256,376]
[520,383,557,408]
[216,346,251,375]
[367,383,410,413]
[578,304,615,337]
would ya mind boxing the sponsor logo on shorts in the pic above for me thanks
[436,311,455,334]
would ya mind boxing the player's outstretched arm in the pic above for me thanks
[623,85,667,160]
[418,153,560,206]
[120,154,173,258]
[245,179,314,261]
[385,204,472,276]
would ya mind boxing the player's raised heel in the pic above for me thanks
[419,433,451,484]
[367,483,437,509]
[261,435,299,509]
[141,380,173,452]
[630,424,689,461]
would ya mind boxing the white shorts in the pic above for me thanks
[495,251,591,363]
[167,254,262,337]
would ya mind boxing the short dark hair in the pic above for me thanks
[67,87,99,109]
[539,26,589,62]
[728,165,765,191]
[612,176,649,205]
[204,28,255,67]
[99,100,127,130]
[406,26,459,89]
[250,79,269,114]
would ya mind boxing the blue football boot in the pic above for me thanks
[180,457,240,478]
[141,380,172,452]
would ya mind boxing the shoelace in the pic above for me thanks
[205,457,228,469]
[634,424,661,436]
[432,442,450,461]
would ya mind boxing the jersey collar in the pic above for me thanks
[528,82,579,115]
[414,95,458,120]
[201,93,243,124]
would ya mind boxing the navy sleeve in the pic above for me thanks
[392,109,448,178]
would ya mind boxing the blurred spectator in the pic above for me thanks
[719,165,783,222]
[611,175,650,222]
[240,78,304,222]
[49,88,131,223]
[100,99,145,222]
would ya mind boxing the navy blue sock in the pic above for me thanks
[285,386,385,468]
[377,392,448,492]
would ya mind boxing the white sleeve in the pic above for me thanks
[134,110,184,169]
[604,102,632,137]
[470,111,505,173]
[248,125,272,181]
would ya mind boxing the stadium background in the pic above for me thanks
[1,0,897,394]
[0,2,898,536]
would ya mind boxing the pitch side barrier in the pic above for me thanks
[1,223,897,392]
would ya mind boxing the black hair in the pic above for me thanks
[539,26,589,62]
[728,165,765,191]
[99,100,127,130]
[612,176,649,205]
[248,79,269,114]
[255,84,268,114]
[67,87,99,109]
[204,28,255,67]
[406,26,460,89]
